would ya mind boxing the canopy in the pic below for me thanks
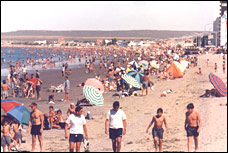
[1,99,30,125]
[174,61,186,73]
[83,86,104,106]
[209,73,227,97]
[127,70,144,84]
[85,78,104,94]
[165,63,183,78]
[122,74,141,89]
[139,60,149,70]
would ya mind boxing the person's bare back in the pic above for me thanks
[1,84,10,92]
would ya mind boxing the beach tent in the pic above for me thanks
[165,63,183,78]
[174,61,186,73]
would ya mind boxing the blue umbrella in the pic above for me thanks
[127,70,144,83]
[1,99,30,125]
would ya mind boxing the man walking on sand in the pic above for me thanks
[146,108,168,152]
[185,103,201,152]
[27,103,44,152]
[105,101,127,152]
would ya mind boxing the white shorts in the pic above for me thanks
[2,91,8,97]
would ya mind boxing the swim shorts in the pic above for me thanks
[109,128,123,140]
[31,124,42,135]
[69,134,84,143]
[152,127,164,139]
[1,136,11,146]
[186,126,199,137]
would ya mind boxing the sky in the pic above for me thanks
[1,1,221,32]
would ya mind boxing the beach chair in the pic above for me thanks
[49,84,64,92]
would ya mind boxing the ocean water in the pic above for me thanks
[1,47,100,77]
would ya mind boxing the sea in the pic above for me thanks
[1,46,101,78]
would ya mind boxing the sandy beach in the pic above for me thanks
[1,53,227,152]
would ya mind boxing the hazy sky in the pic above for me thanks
[1,1,220,32]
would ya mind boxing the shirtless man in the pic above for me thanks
[27,103,44,152]
[146,108,168,152]
[1,80,10,100]
[1,120,13,152]
[142,72,150,96]
[67,103,75,117]
[185,103,201,152]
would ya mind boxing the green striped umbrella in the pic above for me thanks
[122,74,141,89]
[83,86,104,106]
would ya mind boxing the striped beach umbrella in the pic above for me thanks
[83,86,104,106]
[209,73,227,97]
[1,99,30,125]
[122,74,141,89]
[85,78,104,94]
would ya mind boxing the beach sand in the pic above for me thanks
[1,53,227,152]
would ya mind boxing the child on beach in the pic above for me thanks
[146,108,168,152]
[214,63,217,73]
[1,120,13,152]
[1,80,11,100]
[49,106,55,130]
[185,103,201,152]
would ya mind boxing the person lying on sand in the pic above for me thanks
[200,89,221,98]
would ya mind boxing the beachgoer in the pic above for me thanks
[36,75,43,100]
[27,103,44,152]
[67,103,76,117]
[1,80,10,100]
[185,103,201,152]
[222,61,225,74]
[214,63,217,73]
[63,76,70,103]
[142,72,150,96]
[52,110,66,129]
[49,106,55,130]
[65,106,88,152]
[146,108,168,152]
[1,120,13,152]
[11,119,22,149]
[105,101,127,152]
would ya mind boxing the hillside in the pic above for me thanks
[1,30,204,41]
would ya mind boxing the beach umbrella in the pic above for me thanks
[174,61,186,73]
[122,74,141,89]
[180,60,189,68]
[1,99,30,125]
[209,73,227,97]
[139,60,149,70]
[128,61,139,69]
[85,78,104,94]
[127,70,144,84]
[83,86,104,106]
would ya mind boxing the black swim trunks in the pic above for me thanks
[69,134,84,143]
[57,122,66,129]
[109,128,123,140]
[186,126,199,137]
[152,127,164,139]
[31,124,42,135]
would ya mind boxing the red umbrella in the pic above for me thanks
[85,78,104,94]
[209,73,227,97]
